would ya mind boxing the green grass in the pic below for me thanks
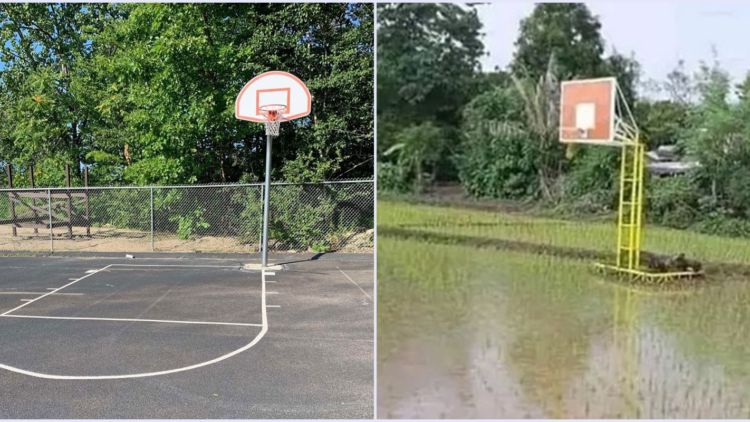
[379,199,750,265]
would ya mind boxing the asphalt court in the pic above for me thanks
[0,253,373,418]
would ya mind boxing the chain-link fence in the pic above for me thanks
[0,180,373,254]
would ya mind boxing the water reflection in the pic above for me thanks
[378,238,750,418]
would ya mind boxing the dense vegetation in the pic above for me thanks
[0,3,374,187]
[377,3,750,238]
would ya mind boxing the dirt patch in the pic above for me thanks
[0,224,373,254]
[336,229,374,253]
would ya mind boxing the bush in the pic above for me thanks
[172,207,210,240]
[377,162,411,193]
[380,122,447,193]
[456,130,536,198]
[456,85,536,199]
[646,175,700,229]
[237,183,373,251]
[558,147,619,213]
[690,213,750,238]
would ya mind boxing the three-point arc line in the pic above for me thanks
[0,264,274,380]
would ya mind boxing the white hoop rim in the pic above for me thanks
[259,104,287,112]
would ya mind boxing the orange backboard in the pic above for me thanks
[559,78,617,145]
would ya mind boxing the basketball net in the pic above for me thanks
[264,111,281,137]
[260,105,286,137]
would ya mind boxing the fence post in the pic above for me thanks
[150,187,155,252]
[48,189,53,253]
[6,165,16,237]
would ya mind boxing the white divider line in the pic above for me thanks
[1,265,112,317]
[116,265,241,268]
[267,305,281,308]
[0,314,262,327]
[0,265,270,380]
[337,267,372,301]
[267,291,279,295]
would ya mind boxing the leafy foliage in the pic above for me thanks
[511,4,604,80]
[173,207,210,240]
[379,2,750,238]
[381,122,445,193]
[456,86,536,198]
[0,4,373,185]
[376,3,483,185]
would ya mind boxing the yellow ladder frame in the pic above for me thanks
[615,142,645,270]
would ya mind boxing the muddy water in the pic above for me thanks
[377,237,750,418]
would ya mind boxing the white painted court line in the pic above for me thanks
[0,264,271,380]
[0,292,84,296]
[108,264,241,269]
[243,263,282,271]
[0,314,262,327]
[267,305,281,308]
[337,267,373,301]
[0,266,112,317]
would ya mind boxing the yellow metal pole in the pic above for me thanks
[616,145,628,268]
[634,143,645,269]
[627,144,639,270]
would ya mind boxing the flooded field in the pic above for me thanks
[378,201,750,418]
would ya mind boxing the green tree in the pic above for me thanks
[511,56,564,200]
[377,3,483,140]
[680,59,750,216]
[377,3,483,191]
[1,4,373,186]
[603,50,640,107]
[511,3,604,80]
[90,3,373,184]
[635,100,690,148]
[0,4,117,184]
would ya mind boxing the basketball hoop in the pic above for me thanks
[561,126,589,140]
[259,104,286,136]
[559,78,638,147]
[235,71,311,268]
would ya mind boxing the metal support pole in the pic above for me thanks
[48,189,53,252]
[258,184,264,250]
[84,167,90,237]
[150,187,155,252]
[262,134,273,267]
